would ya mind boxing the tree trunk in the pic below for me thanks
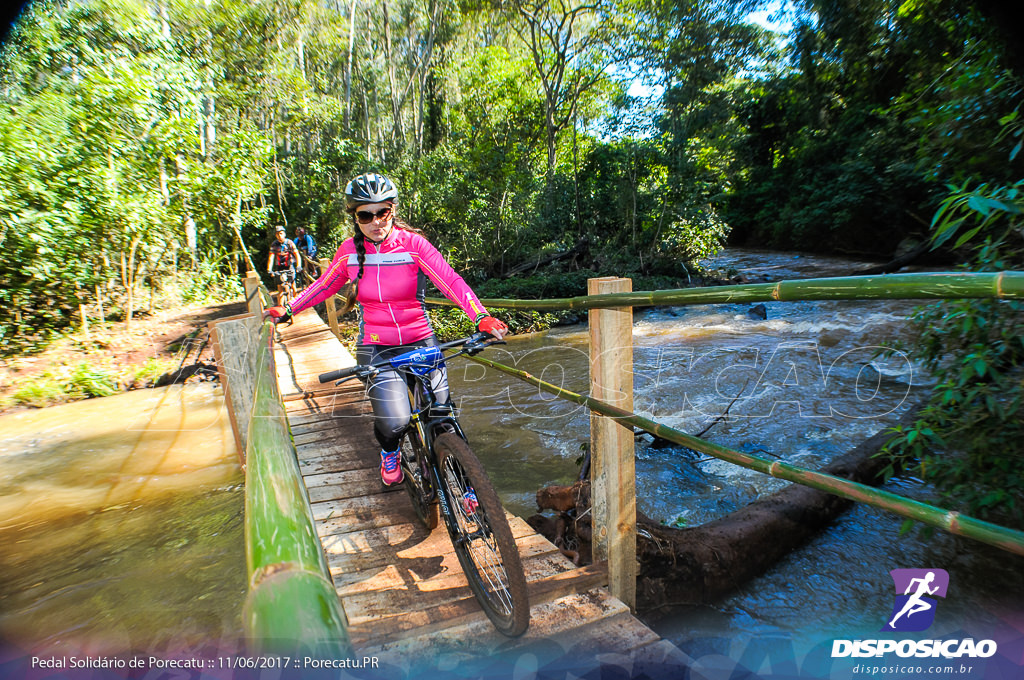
[95,283,106,324]
[120,237,141,331]
[529,414,916,614]
[381,1,403,148]
[344,0,356,133]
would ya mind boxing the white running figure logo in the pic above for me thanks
[889,571,939,628]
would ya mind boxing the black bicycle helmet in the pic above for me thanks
[345,173,398,211]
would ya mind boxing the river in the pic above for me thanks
[0,383,245,657]
[448,249,1023,671]
[1,249,1021,673]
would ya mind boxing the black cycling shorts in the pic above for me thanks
[355,337,450,452]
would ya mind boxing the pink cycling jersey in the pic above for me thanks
[288,227,488,345]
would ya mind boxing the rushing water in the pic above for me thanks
[448,248,1024,662]
[451,249,927,523]
[2,249,1021,671]
[0,383,245,657]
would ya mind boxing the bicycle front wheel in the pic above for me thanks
[435,432,530,637]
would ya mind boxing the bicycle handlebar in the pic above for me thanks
[317,332,503,385]
[317,365,361,384]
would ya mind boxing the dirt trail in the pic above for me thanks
[0,300,247,415]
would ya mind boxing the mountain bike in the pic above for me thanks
[272,268,297,307]
[318,333,530,637]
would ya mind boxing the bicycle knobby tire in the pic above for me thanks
[435,432,530,637]
[401,430,438,530]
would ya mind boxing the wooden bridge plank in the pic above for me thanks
[321,514,537,563]
[309,492,401,523]
[295,452,367,476]
[335,543,588,629]
[330,530,560,593]
[326,532,560,588]
[266,306,679,670]
[293,427,373,447]
[357,587,631,660]
[304,471,385,503]
[345,564,609,648]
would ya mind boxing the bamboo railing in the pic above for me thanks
[470,354,1024,557]
[427,270,1024,311]
[241,315,352,656]
[427,269,1024,564]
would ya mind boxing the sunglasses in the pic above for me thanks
[355,207,393,225]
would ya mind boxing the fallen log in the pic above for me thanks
[502,238,589,278]
[528,416,913,614]
[852,239,931,275]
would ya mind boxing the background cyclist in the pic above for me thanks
[264,173,508,487]
[267,225,300,303]
[293,226,318,287]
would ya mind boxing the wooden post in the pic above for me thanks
[244,270,263,317]
[588,276,636,611]
[321,258,341,340]
[208,313,261,466]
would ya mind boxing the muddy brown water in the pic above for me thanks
[1,249,1021,672]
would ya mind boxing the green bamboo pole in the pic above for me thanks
[243,320,352,657]
[469,355,1024,557]
[427,271,1024,311]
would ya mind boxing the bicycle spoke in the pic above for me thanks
[440,448,522,621]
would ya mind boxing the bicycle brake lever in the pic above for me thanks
[334,366,377,385]
[465,339,505,355]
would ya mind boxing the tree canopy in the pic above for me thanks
[1,0,1021,354]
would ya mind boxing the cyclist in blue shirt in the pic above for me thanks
[293,227,318,287]
[294,227,317,260]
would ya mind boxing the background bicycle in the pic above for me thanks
[272,268,297,306]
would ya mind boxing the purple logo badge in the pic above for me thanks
[883,568,949,632]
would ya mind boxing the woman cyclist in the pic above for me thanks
[264,173,508,486]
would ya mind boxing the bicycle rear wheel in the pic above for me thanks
[401,429,438,530]
[435,432,529,637]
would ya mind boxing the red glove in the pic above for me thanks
[476,315,509,339]
[264,305,292,324]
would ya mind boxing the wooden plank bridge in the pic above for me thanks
[269,307,689,673]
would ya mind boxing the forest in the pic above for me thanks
[1,0,1023,524]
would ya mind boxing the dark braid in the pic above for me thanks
[338,228,367,316]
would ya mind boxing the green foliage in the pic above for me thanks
[728,0,1024,255]
[8,361,119,408]
[3,354,180,409]
[881,180,1024,526]
[9,376,67,408]
[4,0,1024,368]
[130,357,179,386]
[0,0,272,356]
[930,179,1024,251]
[65,362,121,399]
[426,306,575,343]
[179,252,246,305]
